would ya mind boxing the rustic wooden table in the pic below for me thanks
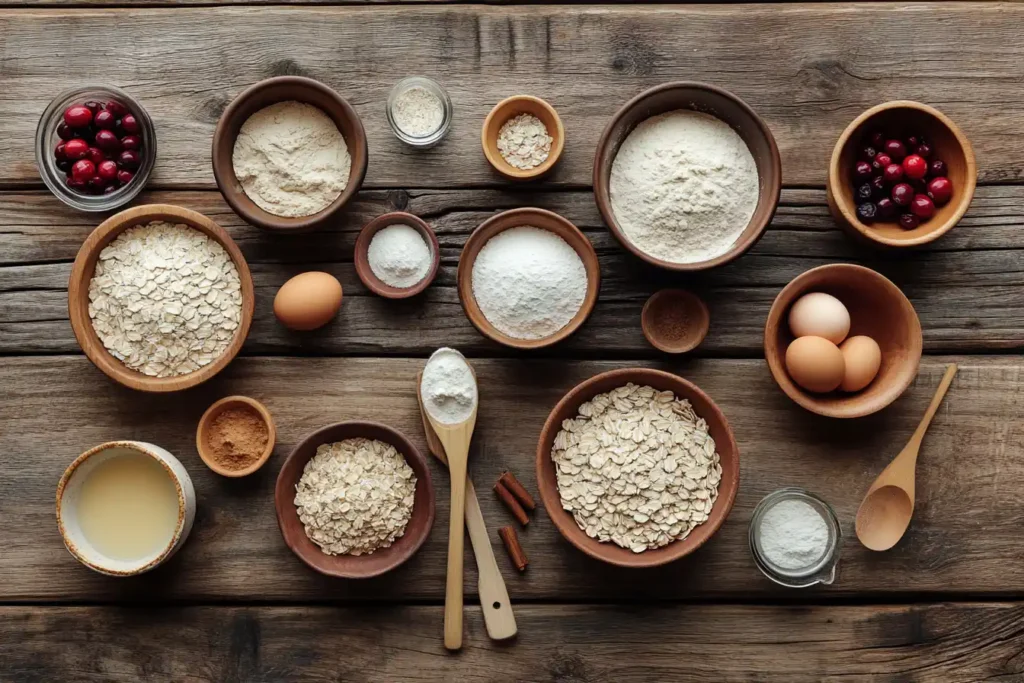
[2,2,1023,681]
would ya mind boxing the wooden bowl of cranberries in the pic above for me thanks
[35,85,155,212]
[827,101,976,248]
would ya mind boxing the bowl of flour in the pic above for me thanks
[354,211,440,298]
[594,82,781,271]
[212,76,368,232]
[457,208,600,350]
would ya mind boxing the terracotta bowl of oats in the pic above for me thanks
[535,367,739,568]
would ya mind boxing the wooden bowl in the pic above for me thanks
[641,289,710,354]
[274,421,435,579]
[354,212,440,299]
[457,207,600,350]
[827,101,976,248]
[593,82,781,272]
[196,396,276,478]
[764,264,923,418]
[536,368,739,568]
[481,95,565,180]
[212,76,368,232]
[68,204,255,393]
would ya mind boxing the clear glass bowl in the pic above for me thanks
[35,85,157,212]
[749,487,842,588]
[385,76,452,149]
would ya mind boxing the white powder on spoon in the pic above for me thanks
[421,348,477,425]
[367,224,432,288]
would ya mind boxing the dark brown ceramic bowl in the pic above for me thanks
[827,101,976,248]
[274,421,435,579]
[354,212,440,299]
[457,207,600,350]
[536,368,739,568]
[212,76,368,233]
[764,264,923,418]
[594,82,781,272]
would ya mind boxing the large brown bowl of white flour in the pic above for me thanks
[594,82,781,272]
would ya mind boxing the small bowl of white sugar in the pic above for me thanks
[355,211,440,299]
[386,77,452,149]
[749,487,843,588]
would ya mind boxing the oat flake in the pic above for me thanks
[496,113,552,170]
[551,383,723,553]
[87,221,243,378]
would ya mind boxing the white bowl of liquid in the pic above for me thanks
[56,441,196,576]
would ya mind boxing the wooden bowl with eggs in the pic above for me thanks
[764,264,922,418]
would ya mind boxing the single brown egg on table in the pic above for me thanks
[785,335,845,393]
[273,271,343,331]
[839,335,882,392]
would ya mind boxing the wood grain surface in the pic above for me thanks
[3,603,1023,682]
[3,356,1021,602]
[3,186,1024,357]
[3,4,1024,188]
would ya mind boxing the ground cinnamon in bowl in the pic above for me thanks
[197,396,275,476]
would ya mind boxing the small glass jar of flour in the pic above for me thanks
[386,77,452,149]
[749,488,842,588]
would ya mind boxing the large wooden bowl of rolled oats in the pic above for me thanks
[536,368,739,568]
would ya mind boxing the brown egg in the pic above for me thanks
[839,335,882,392]
[785,335,845,393]
[273,271,343,331]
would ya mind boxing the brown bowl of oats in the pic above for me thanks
[536,368,739,568]
[274,421,435,579]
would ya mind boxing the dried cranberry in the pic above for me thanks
[892,183,915,206]
[899,213,920,230]
[883,163,904,184]
[117,169,134,185]
[118,150,141,169]
[120,135,141,151]
[884,139,907,161]
[871,175,887,197]
[860,146,877,161]
[104,100,128,118]
[56,122,73,141]
[121,115,140,134]
[929,160,947,177]
[97,160,119,182]
[94,130,121,151]
[71,159,95,181]
[63,138,89,160]
[93,110,116,130]
[856,183,874,202]
[903,154,928,180]
[928,177,954,205]
[856,202,877,224]
[910,194,936,219]
[63,105,93,128]
[876,197,896,220]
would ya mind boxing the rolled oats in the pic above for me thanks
[294,438,417,556]
[551,383,723,553]
[87,221,243,378]
[496,113,552,170]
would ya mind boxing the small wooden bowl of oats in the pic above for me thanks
[481,95,565,180]
[274,421,435,579]
[535,368,739,568]
[68,204,255,393]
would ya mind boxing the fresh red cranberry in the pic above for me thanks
[876,197,896,220]
[860,146,877,161]
[906,135,920,148]
[892,183,914,206]
[54,142,67,160]
[66,176,89,192]
[903,154,928,180]
[104,100,128,118]
[94,129,121,151]
[56,159,72,173]
[56,122,73,141]
[93,110,116,130]
[88,175,107,192]
[869,131,885,148]
[854,160,873,181]
[103,185,120,194]
[120,135,141,151]
[121,115,140,134]
[914,143,932,159]
[929,159,947,177]
[63,105,93,128]
[872,153,892,171]
[118,150,140,169]
[899,213,920,230]
[86,147,105,166]
[83,101,102,113]
[97,160,119,181]
[883,163,904,184]
[928,177,953,205]
[117,169,134,185]
[884,139,907,161]
[871,176,887,197]
[910,194,936,219]
[71,159,95,181]
[63,138,89,160]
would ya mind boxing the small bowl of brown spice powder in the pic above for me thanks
[641,289,710,354]
[196,396,276,477]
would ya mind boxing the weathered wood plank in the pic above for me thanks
[2,4,1023,188]
[2,187,1023,356]
[1,356,1022,601]
[3,603,1024,682]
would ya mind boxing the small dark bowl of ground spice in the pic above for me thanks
[197,395,275,477]
[641,289,710,354]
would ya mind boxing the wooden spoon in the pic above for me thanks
[855,364,958,551]
[420,356,478,651]
[416,372,517,642]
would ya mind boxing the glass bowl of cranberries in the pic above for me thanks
[826,101,976,248]
[35,85,156,212]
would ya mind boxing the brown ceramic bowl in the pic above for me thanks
[481,95,565,180]
[536,368,739,568]
[354,212,440,299]
[274,421,435,579]
[68,204,255,393]
[827,101,976,248]
[196,396,276,478]
[212,76,368,232]
[764,264,923,418]
[641,289,710,354]
[457,207,600,350]
[594,82,781,272]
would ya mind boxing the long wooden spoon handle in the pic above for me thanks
[908,364,958,451]
[444,464,467,651]
[464,478,517,640]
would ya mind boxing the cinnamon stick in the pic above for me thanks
[494,481,529,526]
[498,526,528,572]
[498,470,536,511]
